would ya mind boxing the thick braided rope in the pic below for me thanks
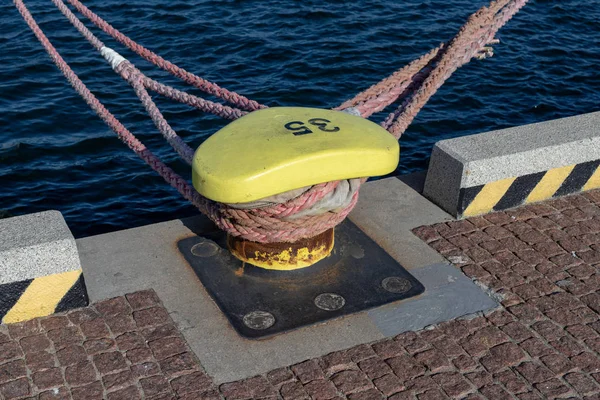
[335,45,444,115]
[354,48,445,119]
[19,0,527,244]
[383,0,528,138]
[142,78,247,120]
[382,11,498,136]
[66,0,265,112]
[52,0,249,121]
[337,0,526,134]
[52,0,195,164]
[13,0,213,214]
[232,0,530,240]
[12,0,345,245]
[46,0,347,242]
[118,62,196,165]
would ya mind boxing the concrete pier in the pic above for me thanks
[2,113,600,399]
[424,111,600,218]
[76,176,497,383]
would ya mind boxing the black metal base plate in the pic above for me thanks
[178,220,424,339]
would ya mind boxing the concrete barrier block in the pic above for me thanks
[424,112,600,218]
[0,211,88,323]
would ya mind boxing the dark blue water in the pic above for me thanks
[1,0,599,238]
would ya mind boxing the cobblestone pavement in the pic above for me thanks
[3,190,600,399]
[0,291,218,400]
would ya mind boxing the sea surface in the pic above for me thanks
[1,0,599,238]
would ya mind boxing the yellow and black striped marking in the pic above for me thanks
[458,160,600,218]
[0,270,88,324]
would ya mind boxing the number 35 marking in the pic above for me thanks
[284,118,340,136]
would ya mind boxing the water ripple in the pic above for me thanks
[1,0,599,237]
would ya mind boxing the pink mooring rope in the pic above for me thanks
[66,0,265,113]
[14,0,527,243]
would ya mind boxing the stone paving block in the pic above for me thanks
[424,112,600,217]
[7,190,600,400]
[0,211,87,324]
[0,211,80,285]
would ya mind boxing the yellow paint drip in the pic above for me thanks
[227,228,335,270]
[246,245,329,270]
[253,248,294,263]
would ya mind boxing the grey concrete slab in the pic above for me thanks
[77,216,383,383]
[0,210,81,284]
[397,170,427,193]
[423,147,466,218]
[424,111,600,215]
[78,176,493,384]
[349,177,453,269]
[369,263,498,337]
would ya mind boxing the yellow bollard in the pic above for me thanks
[192,107,399,204]
[191,106,400,269]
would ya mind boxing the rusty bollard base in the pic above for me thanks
[227,228,335,270]
[177,220,424,339]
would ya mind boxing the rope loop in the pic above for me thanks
[15,0,528,243]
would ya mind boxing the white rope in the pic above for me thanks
[341,107,361,117]
[100,46,126,70]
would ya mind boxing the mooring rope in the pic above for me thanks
[14,0,527,243]
[66,0,266,112]
[12,0,211,213]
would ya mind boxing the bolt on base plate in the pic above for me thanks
[177,220,424,339]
